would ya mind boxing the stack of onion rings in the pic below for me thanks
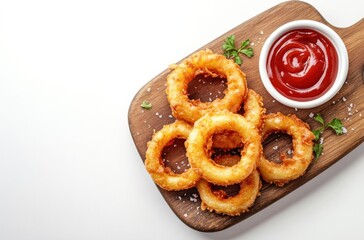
[144,49,315,216]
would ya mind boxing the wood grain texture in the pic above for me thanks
[128,1,364,232]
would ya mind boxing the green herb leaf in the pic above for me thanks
[240,47,254,58]
[222,43,235,52]
[141,100,152,110]
[313,143,323,159]
[326,118,344,135]
[312,129,321,142]
[313,113,324,125]
[222,35,254,65]
[240,39,250,49]
[311,113,345,160]
[223,49,236,59]
[226,35,235,46]
[234,55,242,65]
[222,35,235,51]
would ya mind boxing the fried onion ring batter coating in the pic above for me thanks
[197,169,261,216]
[186,110,261,186]
[145,121,201,191]
[212,89,266,149]
[258,113,315,186]
[213,154,241,167]
[166,49,248,123]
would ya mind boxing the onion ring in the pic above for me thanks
[212,89,265,149]
[145,121,201,191]
[212,153,241,167]
[166,49,248,123]
[186,110,261,186]
[196,169,261,216]
[258,113,315,186]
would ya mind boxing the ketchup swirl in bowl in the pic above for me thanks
[267,29,338,101]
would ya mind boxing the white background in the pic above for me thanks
[0,0,363,239]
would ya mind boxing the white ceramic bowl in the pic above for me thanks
[259,20,349,109]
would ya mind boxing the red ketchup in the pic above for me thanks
[267,29,338,101]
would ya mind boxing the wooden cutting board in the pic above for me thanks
[128,1,364,232]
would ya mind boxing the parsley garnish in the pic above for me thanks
[311,113,344,159]
[222,35,254,65]
[141,100,152,110]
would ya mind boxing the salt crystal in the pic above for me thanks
[342,127,348,134]
[309,112,314,118]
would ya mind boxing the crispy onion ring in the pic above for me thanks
[212,89,265,149]
[186,110,261,186]
[196,169,261,216]
[166,49,248,123]
[145,121,201,191]
[213,154,241,167]
[258,113,315,186]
